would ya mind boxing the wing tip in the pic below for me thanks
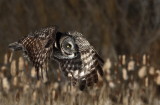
[8,42,22,51]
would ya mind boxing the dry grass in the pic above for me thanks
[0,52,160,105]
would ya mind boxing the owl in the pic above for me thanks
[8,26,58,79]
[52,31,104,90]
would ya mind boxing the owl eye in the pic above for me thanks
[66,43,72,49]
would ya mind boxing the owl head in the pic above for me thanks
[59,35,77,56]
[52,32,80,59]
[52,31,94,59]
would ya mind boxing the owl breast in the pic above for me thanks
[60,48,99,88]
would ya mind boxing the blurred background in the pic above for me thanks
[0,1,160,104]
[0,0,160,66]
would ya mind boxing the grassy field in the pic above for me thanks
[0,52,160,105]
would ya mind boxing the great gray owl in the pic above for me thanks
[8,26,58,79]
[52,31,104,90]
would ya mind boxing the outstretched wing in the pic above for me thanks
[73,32,104,90]
[8,26,58,79]
[77,48,104,90]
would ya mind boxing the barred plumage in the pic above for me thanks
[53,31,104,90]
[8,26,58,79]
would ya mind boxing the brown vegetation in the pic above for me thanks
[0,52,160,105]
[0,0,160,66]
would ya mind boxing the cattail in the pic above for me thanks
[156,76,160,85]
[138,66,147,78]
[0,72,4,79]
[122,55,126,65]
[52,90,56,100]
[9,51,13,63]
[145,77,148,87]
[3,53,8,65]
[2,77,10,92]
[18,57,25,71]
[32,91,38,102]
[142,54,147,65]
[122,68,128,80]
[108,81,116,88]
[10,60,17,76]
[41,68,48,83]
[155,70,160,85]
[31,67,36,78]
[149,67,155,75]
[13,76,18,86]
[1,66,7,72]
[103,59,112,71]
[106,74,112,81]
[128,60,135,71]
[19,71,27,83]
[103,59,112,82]
[53,82,59,89]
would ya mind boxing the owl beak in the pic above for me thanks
[72,49,77,53]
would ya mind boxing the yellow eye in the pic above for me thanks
[66,44,72,48]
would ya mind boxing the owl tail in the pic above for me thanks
[8,42,22,51]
